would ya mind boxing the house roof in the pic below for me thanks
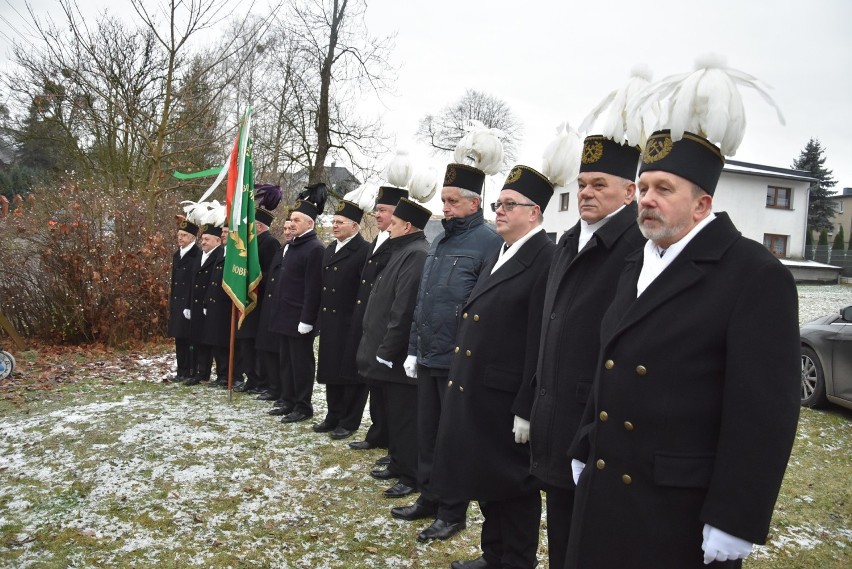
[724,160,816,184]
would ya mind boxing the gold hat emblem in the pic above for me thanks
[179,220,188,229]
[336,201,345,212]
[444,166,457,186]
[200,224,209,232]
[294,199,304,209]
[643,135,673,164]
[505,167,523,185]
[582,141,604,164]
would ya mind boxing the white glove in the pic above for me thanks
[297,322,313,334]
[702,524,754,565]
[203,308,207,316]
[512,415,530,444]
[376,356,393,369]
[403,355,418,378]
[571,459,585,485]
[183,309,191,320]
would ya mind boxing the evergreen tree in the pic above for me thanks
[815,229,830,264]
[833,226,845,251]
[793,138,837,232]
[805,228,814,260]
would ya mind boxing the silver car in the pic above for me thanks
[800,305,852,410]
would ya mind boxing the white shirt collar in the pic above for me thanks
[179,243,194,258]
[577,204,626,252]
[335,234,356,253]
[373,230,390,253]
[491,225,544,275]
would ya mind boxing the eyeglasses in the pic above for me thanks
[490,201,536,212]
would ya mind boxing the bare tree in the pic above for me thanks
[417,89,524,168]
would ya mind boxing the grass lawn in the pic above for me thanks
[0,344,850,568]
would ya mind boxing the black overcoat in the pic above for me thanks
[187,245,220,344]
[341,234,393,381]
[317,234,371,384]
[236,230,281,339]
[529,203,645,488]
[201,247,231,348]
[431,229,555,501]
[255,242,285,354]
[356,232,428,385]
[268,230,325,338]
[167,244,199,338]
[566,213,801,569]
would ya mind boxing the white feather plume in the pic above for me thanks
[541,122,582,188]
[579,64,656,147]
[202,200,226,227]
[453,119,505,175]
[408,167,439,203]
[181,200,207,226]
[344,183,378,212]
[384,150,413,188]
[629,54,785,156]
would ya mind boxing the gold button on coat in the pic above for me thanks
[448,381,453,387]
[459,386,464,392]
[622,474,632,485]
[624,421,634,431]
[356,300,361,304]
[596,459,606,470]
[454,346,460,353]
[473,315,480,321]
[605,360,614,369]
[599,411,608,422]
[635,365,647,376]
[462,313,468,319]
[465,350,472,357]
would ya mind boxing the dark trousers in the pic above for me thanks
[383,381,418,488]
[259,349,280,394]
[541,483,574,569]
[195,344,212,380]
[364,381,389,448]
[278,334,315,415]
[325,383,369,430]
[175,338,194,378]
[212,346,229,381]
[236,338,261,386]
[416,364,469,524]
[479,492,542,569]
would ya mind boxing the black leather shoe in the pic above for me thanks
[383,482,415,498]
[391,503,437,521]
[280,411,311,424]
[247,386,265,394]
[375,455,391,466]
[312,420,336,433]
[370,467,398,480]
[330,427,354,440]
[256,392,280,401]
[234,382,253,392]
[348,440,376,450]
[417,519,466,541]
[268,406,292,416]
[450,557,492,569]
[184,376,203,386]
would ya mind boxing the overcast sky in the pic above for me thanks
[2,0,851,192]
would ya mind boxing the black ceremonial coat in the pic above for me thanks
[317,234,371,384]
[268,230,325,337]
[255,242,285,354]
[356,232,429,385]
[566,213,801,569]
[167,244,199,338]
[529,202,645,488]
[187,246,220,345]
[201,246,231,348]
[342,234,393,381]
[236,230,281,339]
[432,229,555,501]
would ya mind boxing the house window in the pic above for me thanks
[559,192,570,212]
[763,234,787,257]
[766,186,791,209]
[839,200,844,213]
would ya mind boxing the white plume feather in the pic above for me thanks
[384,150,413,188]
[181,200,207,226]
[344,183,378,212]
[453,120,505,175]
[579,65,656,147]
[408,167,439,203]
[631,54,785,156]
[541,122,582,188]
[202,200,226,227]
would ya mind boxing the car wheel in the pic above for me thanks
[801,346,828,408]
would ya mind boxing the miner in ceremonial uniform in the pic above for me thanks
[268,185,326,423]
[314,199,371,439]
[432,166,556,569]
[346,185,410,452]
[167,215,200,382]
[356,197,431,499]
[393,158,502,542]
[234,185,282,393]
[185,218,226,386]
[529,135,644,569]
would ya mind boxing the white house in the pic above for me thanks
[542,160,815,259]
